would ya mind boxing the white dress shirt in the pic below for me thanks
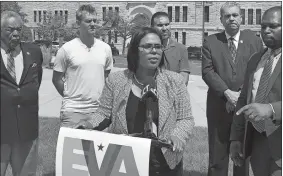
[252,48,282,102]
[1,45,24,85]
[225,30,241,50]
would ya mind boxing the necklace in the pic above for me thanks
[133,74,144,86]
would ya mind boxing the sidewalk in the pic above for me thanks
[39,68,208,127]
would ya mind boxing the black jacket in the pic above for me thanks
[1,42,43,144]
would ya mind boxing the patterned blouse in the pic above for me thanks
[88,68,195,169]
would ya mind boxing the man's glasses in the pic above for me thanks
[138,44,163,52]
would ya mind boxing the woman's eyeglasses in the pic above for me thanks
[138,44,163,52]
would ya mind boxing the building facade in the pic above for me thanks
[18,1,281,52]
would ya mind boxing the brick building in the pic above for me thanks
[18,1,281,52]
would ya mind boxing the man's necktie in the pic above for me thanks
[252,50,274,133]
[6,50,16,82]
[228,37,237,63]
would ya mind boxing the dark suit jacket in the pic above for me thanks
[202,30,263,141]
[230,48,282,167]
[1,42,43,144]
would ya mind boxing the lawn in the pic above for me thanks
[6,117,240,176]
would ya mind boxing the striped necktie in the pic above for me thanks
[6,49,16,82]
[251,50,274,133]
[228,37,237,63]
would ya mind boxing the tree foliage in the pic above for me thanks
[36,11,67,42]
[1,1,32,41]
[36,11,79,44]
[0,1,28,23]
[102,11,150,55]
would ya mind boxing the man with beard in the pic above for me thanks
[230,6,282,176]
[202,2,263,176]
[151,12,190,85]
[52,4,113,127]
[1,11,43,175]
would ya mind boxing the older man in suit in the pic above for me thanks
[202,2,263,176]
[230,6,282,176]
[1,11,43,175]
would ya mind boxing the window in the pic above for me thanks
[65,10,68,24]
[256,9,261,24]
[182,32,186,45]
[102,7,106,21]
[204,6,209,22]
[183,6,187,22]
[204,32,208,37]
[60,10,63,17]
[38,11,41,22]
[241,9,245,25]
[109,7,113,12]
[168,6,172,22]
[43,11,47,22]
[55,10,58,16]
[114,31,118,43]
[115,7,119,13]
[175,6,180,22]
[108,31,112,43]
[248,9,253,25]
[33,30,36,40]
[34,11,37,22]
[175,32,178,42]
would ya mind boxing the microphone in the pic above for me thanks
[141,78,158,138]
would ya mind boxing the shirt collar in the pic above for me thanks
[225,30,240,42]
[0,41,21,54]
[270,47,282,57]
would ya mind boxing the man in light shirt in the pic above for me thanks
[230,6,282,176]
[52,4,113,127]
[202,2,263,176]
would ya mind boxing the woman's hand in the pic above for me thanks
[71,121,93,129]
[168,135,184,152]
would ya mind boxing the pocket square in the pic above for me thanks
[32,63,37,67]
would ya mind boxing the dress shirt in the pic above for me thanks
[1,45,24,84]
[252,47,282,102]
[225,30,241,49]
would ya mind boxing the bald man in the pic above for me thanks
[230,6,282,176]
[1,11,43,175]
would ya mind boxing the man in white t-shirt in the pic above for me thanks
[52,4,113,127]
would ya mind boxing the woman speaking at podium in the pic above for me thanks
[74,27,194,176]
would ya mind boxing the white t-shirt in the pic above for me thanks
[53,38,113,113]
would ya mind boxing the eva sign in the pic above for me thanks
[56,127,151,176]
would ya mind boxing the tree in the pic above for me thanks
[1,1,32,42]
[0,1,28,23]
[36,11,67,42]
[102,11,150,55]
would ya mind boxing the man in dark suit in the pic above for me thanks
[202,2,263,176]
[1,11,43,175]
[230,6,282,176]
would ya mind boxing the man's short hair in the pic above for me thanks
[151,11,169,26]
[220,2,241,17]
[127,27,164,73]
[76,4,96,22]
[1,10,23,27]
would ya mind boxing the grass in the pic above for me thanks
[6,117,244,176]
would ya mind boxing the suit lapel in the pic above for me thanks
[235,32,245,63]
[19,43,33,85]
[266,55,282,95]
[220,32,236,69]
[156,70,172,135]
[115,71,133,134]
